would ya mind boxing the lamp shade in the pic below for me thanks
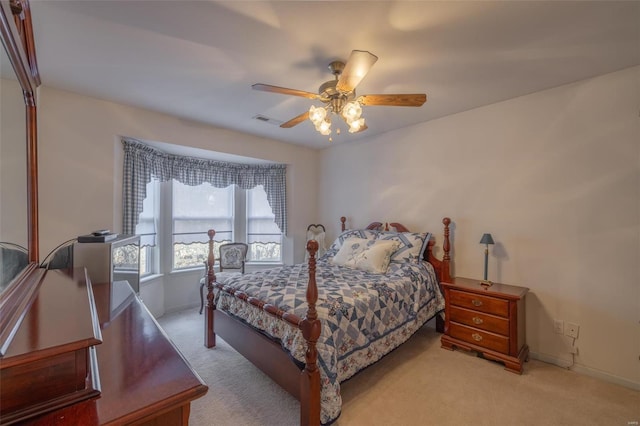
[479,233,494,245]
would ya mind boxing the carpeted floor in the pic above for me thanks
[158,308,639,426]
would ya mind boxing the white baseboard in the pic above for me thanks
[530,351,640,391]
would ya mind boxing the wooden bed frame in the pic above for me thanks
[204,217,452,426]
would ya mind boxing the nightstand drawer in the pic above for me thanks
[449,322,509,354]
[449,306,509,336]
[449,289,509,317]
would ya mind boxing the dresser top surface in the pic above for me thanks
[443,276,528,299]
[1,268,101,365]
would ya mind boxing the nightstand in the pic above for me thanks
[440,277,529,374]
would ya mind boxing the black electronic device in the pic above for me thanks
[78,233,118,243]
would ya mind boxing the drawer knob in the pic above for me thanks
[472,317,484,325]
[472,299,483,307]
[472,333,483,342]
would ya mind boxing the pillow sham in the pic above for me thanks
[332,238,399,274]
[375,231,432,264]
[326,229,379,254]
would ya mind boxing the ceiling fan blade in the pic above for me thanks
[280,111,310,128]
[252,83,319,99]
[336,50,378,93]
[359,94,427,107]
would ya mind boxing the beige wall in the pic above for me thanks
[38,86,319,313]
[319,66,640,388]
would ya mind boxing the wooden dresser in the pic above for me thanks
[440,277,529,374]
[0,269,102,424]
[1,268,208,425]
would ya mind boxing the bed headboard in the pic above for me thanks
[338,216,451,283]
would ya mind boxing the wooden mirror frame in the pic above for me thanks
[0,0,41,356]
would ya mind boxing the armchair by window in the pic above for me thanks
[199,242,248,314]
[218,242,248,274]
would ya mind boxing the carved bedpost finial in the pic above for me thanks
[442,218,451,259]
[340,216,346,232]
[305,240,319,313]
[442,218,451,282]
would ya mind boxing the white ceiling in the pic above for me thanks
[30,1,639,149]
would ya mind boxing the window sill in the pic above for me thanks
[165,262,282,276]
[170,267,207,275]
[247,262,283,267]
[141,273,164,284]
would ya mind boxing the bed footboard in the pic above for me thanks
[204,232,321,426]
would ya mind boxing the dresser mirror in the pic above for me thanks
[0,15,28,290]
[0,0,41,356]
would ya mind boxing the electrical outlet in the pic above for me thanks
[554,319,564,334]
[566,322,580,339]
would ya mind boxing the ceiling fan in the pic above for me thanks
[252,50,426,139]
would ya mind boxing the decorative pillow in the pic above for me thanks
[375,231,431,264]
[326,229,379,255]
[331,237,371,266]
[332,238,399,274]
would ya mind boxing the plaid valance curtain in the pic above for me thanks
[122,138,287,238]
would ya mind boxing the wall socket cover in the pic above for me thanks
[566,322,580,339]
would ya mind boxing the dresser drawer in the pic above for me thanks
[449,289,509,317]
[449,322,509,354]
[449,306,509,336]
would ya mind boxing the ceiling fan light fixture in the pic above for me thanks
[342,100,362,122]
[316,118,332,135]
[253,50,426,141]
[309,105,327,125]
[348,117,365,133]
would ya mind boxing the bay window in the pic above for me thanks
[135,180,282,276]
[122,137,287,276]
[172,182,234,270]
[246,186,282,262]
[135,179,158,277]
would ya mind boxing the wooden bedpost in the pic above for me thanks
[204,229,217,348]
[435,218,451,334]
[340,216,346,232]
[300,240,321,426]
[441,217,451,283]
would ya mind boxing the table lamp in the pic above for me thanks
[479,233,495,286]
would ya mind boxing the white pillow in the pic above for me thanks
[332,237,370,266]
[333,238,399,274]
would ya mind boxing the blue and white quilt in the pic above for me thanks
[215,255,445,424]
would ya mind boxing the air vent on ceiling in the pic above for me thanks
[253,115,283,126]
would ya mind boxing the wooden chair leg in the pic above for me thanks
[199,280,205,315]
